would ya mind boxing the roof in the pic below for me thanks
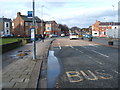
[45,21,57,24]
[20,15,44,23]
[0,18,11,22]
[100,22,120,26]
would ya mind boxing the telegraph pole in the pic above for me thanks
[32,0,36,60]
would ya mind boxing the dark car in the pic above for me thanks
[86,34,93,38]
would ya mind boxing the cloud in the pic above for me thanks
[54,7,118,28]
[0,0,119,28]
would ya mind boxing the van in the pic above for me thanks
[69,33,79,40]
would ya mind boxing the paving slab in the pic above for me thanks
[2,39,53,89]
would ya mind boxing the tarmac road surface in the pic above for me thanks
[49,38,119,88]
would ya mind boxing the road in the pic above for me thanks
[48,37,119,88]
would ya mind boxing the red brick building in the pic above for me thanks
[45,21,60,36]
[92,20,113,37]
[12,12,44,37]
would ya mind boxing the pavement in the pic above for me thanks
[2,39,53,89]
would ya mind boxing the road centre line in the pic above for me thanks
[58,42,61,49]
[91,50,109,58]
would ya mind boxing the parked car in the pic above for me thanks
[1,34,13,38]
[86,34,93,38]
[49,34,58,38]
[61,34,65,37]
[65,33,69,36]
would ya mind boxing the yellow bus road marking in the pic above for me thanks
[66,71,83,83]
[95,70,113,79]
[80,70,98,80]
[66,70,113,83]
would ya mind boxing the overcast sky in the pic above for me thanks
[0,0,119,28]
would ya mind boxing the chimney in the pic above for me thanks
[17,12,21,17]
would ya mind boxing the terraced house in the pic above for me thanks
[12,12,44,37]
[0,17,12,37]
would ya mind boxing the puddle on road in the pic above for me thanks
[47,51,61,88]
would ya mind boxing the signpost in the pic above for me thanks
[31,28,35,41]
[28,11,33,17]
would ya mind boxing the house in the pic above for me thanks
[44,21,60,36]
[92,20,114,37]
[106,23,120,38]
[0,17,12,37]
[12,12,44,37]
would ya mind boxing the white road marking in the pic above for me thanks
[70,45,83,53]
[95,61,103,65]
[58,43,61,49]
[70,45,74,48]
[87,55,103,65]
[113,70,120,75]
[91,50,109,58]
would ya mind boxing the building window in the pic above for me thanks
[104,32,106,35]
[6,23,9,27]
[25,22,28,26]
[12,23,14,29]
[94,33,97,35]
[7,30,9,34]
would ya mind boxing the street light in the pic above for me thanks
[32,0,36,60]
[41,5,44,42]
[112,5,115,38]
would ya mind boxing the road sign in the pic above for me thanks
[28,11,33,17]
[30,28,35,40]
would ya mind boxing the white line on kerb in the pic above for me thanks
[91,50,109,58]
[58,43,61,49]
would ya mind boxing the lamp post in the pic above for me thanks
[112,5,115,38]
[32,0,36,60]
[2,16,4,35]
[41,5,44,42]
